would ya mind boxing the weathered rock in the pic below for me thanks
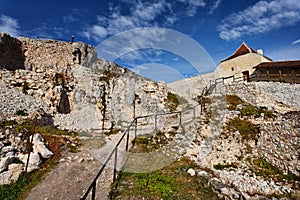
[18,152,42,172]
[33,143,53,159]
[0,163,23,185]
[187,168,196,176]
[0,156,15,173]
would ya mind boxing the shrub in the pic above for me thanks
[16,109,28,116]
[166,92,180,111]
[22,82,29,94]
[226,94,243,110]
[227,118,259,141]
[240,105,273,118]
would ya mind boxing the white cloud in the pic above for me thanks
[268,44,300,60]
[81,0,208,42]
[218,0,300,40]
[292,38,300,45]
[0,15,19,36]
[208,0,222,15]
[177,0,206,16]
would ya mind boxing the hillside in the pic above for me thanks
[0,33,299,200]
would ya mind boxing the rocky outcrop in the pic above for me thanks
[0,33,172,131]
[0,127,53,185]
[0,33,25,71]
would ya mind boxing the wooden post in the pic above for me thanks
[267,69,270,82]
[292,69,295,84]
[113,147,118,182]
[279,69,282,82]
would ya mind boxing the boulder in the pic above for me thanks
[0,164,23,185]
[187,168,196,176]
[33,143,53,159]
[18,152,42,172]
[0,156,15,173]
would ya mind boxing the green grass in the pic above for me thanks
[227,117,259,141]
[22,82,29,94]
[226,94,244,110]
[11,119,77,137]
[110,157,219,200]
[131,131,175,153]
[240,105,273,118]
[213,163,238,170]
[166,92,180,111]
[250,158,300,183]
[0,157,58,200]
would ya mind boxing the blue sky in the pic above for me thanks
[1,0,300,82]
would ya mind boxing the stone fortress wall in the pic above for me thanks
[0,33,170,131]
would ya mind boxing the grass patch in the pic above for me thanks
[110,157,219,200]
[22,82,29,94]
[131,131,175,153]
[104,128,121,136]
[165,92,180,111]
[0,133,67,200]
[240,105,273,118]
[213,163,238,170]
[250,158,300,183]
[12,119,77,137]
[226,94,243,110]
[99,70,119,83]
[227,117,259,141]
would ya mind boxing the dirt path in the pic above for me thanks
[25,133,118,200]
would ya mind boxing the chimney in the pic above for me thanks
[257,49,263,55]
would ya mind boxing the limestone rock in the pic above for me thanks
[33,143,53,159]
[187,168,196,176]
[0,156,14,173]
[18,152,42,172]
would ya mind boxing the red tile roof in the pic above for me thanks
[254,60,300,68]
[221,42,272,62]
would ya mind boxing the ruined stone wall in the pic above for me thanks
[258,114,300,176]
[0,33,25,70]
[225,81,300,176]
[225,81,300,112]
[0,34,171,131]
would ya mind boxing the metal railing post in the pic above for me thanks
[91,182,96,200]
[134,118,137,139]
[179,112,182,125]
[126,130,129,151]
[113,147,118,182]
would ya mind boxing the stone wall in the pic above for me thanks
[225,81,300,176]
[225,81,300,113]
[258,113,300,176]
[0,33,25,70]
[0,33,171,131]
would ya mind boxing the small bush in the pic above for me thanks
[226,94,243,110]
[22,82,29,94]
[99,70,118,83]
[166,92,180,111]
[251,158,300,182]
[16,109,28,116]
[213,163,238,170]
[240,105,273,118]
[227,118,259,141]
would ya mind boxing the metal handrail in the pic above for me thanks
[80,104,202,200]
